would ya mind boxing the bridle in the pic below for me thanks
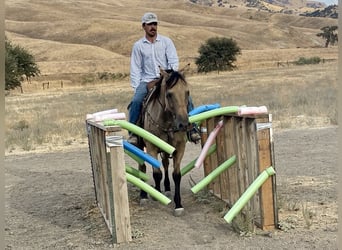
[144,73,190,138]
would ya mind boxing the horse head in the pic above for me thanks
[159,66,190,132]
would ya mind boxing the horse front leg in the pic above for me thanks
[161,152,171,197]
[172,152,184,216]
[149,149,162,193]
[153,168,163,192]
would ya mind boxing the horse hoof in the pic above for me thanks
[140,198,149,206]
[173,207,184,217]
[164,191,172,198]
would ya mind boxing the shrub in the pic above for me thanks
[195,37,241,73]
[294,56,321,65]
[5,38,40,91]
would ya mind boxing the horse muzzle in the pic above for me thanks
[174,114,190,132]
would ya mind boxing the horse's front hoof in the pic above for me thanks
[173,207,184,217]
[140,198,149,206]
[164,191,172,198]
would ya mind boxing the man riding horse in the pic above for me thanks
[127,12,201,145]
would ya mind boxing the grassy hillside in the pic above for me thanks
[4,0,337,153]
[5,0,338,78]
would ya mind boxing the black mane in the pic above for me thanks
[145,71,186,104]
[166,71,186,89]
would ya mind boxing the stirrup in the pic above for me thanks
[190,131,201,144]
[127,134,138,146]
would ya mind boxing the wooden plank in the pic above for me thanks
[203,117,216,192]
[98,128,111,221]
[268,114,279,228]
[105,152,114,236]
[200,121,210,178]
[221,116,236,203]
[245,118,261,226]
[94,126,106,211]
[87,123,100,203]
[240,118,249,190]
[227,117,240,204]
[215,118,225,198]
[210,117,221,196]
[89,124,111,231]
[237,118,254,231]
[109,138,132,243]
[225,116,238,204]
[257,116,276,230]
[218,116,230,200]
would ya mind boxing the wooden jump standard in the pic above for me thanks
[86,120,132,243]
[198,113,278,230]
[85,111,278,243]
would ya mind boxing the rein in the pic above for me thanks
[145,105,178,133]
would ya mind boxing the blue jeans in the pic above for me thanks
[128,82,148,124]
[128,82,196,124]
[188,96,194,112]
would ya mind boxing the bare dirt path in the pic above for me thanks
[5,127,338,249]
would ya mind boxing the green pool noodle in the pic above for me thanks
[191,155,236,194]
[126,172,171,205]
[181,144,217,176]
[223,166,276,223]
[125,165,149,182]
[103,120,175,155]
[124,149,145,165]
[189,106,239,123]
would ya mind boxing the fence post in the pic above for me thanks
[106,136,132,243]
[86,121,132,243]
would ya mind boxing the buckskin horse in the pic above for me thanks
[136,65,191,216]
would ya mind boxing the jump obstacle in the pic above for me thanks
[86,105,278,243]
[86,114,174,243]
[193,108,278,230]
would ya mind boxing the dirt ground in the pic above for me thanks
[4,126,338,250]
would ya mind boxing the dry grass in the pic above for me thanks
[4,0,338,154]
[5,60,337,154]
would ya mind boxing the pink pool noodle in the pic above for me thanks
[95,113,126,122]
[92,108,118,116]
[238,106,268,116]
[195,120,224,169]
[86,109,119,120]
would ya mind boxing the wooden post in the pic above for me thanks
[217,116,229,200]
[256,115,277,230]
[107,136,132,243]
[86,121,132,243]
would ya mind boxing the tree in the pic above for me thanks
[5,38,40,91]
[316,25,338,48]
[195,37,241,73]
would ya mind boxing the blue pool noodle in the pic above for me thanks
[123,141,161,168]
[188,103,221,116]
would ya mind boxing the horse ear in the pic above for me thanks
[179,63,191,74]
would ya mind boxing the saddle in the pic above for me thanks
[147,78,160,91]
